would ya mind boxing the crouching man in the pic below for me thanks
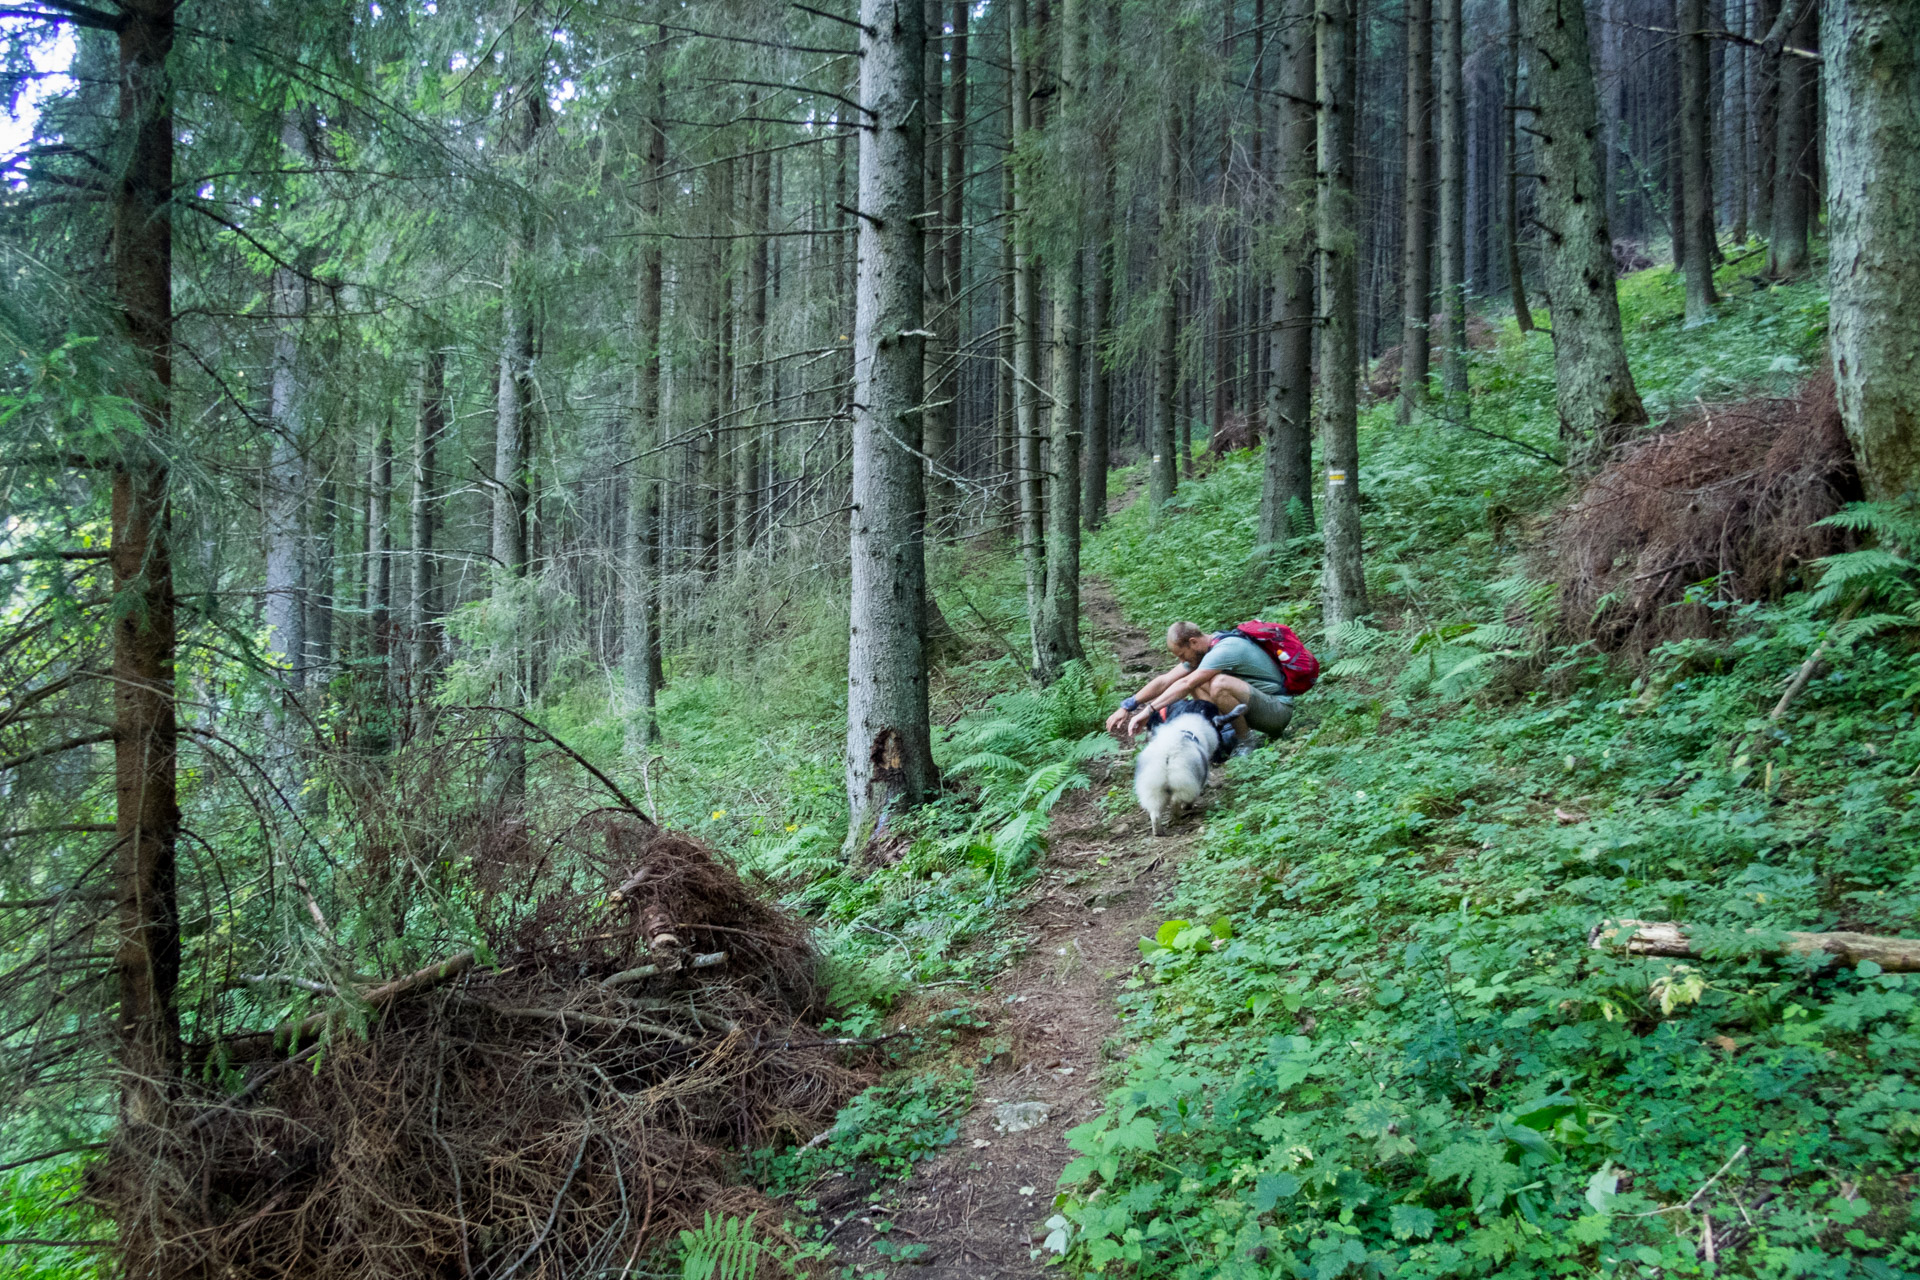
[1106,621,1294,749]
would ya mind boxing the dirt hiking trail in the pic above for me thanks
[832,581,1232,1278]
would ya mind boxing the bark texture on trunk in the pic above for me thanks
[1260,0,1317,549]
[1437,0,1470,404]
[625,53,667,748]
[1680,0,1721,324]
[1318,0,1368,641]
[846,0,936,844]
[109,2,182,1266]
[1036,0,1086,682]
[1823,0,1920,502]
[1397,0,1434,422]
[1525,0,1648,455]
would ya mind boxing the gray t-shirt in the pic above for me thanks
[1196,632,1288,698]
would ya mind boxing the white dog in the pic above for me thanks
[1133,702,1225,836]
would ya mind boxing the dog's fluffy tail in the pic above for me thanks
[1133,713,1217,836]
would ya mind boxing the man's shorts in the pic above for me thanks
[1243,687,1294,736]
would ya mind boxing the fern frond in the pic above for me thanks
[1807,548,1915,611]
[1816,500,1920,547]
[1461,623,1530,651]
[680,1212,793,1280]
[1012,760,1074,808]
[1831,612,1919,649]
[990,810,1049,871]
[948,751,1029,779]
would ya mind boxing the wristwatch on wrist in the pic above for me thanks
[1121,697,1138,712]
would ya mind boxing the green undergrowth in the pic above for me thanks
[1059,261,1920,1278]
[1090,256,1830,644]
[528,533,1119,1019]
[525,533,1123,1210]
[1,1165,106,1279]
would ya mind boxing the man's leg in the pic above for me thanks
[1191,672,1254,739]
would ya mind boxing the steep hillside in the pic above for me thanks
[1053,264,1920,1277]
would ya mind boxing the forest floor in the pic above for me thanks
[832,580,1230,1278]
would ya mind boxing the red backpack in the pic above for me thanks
[1227,620,1320,696]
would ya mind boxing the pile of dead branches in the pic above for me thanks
[99,817,862,1279]
[1550,372,1860,656]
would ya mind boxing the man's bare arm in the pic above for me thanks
[1124,665,1217,736]
[1106,665,1188,732]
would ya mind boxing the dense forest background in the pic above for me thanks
[1,0,1917,1275]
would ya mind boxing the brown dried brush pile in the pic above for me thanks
[1551,372,1860,656]
[1207,410,1263,455]
[1366,313,1500,403]
[106,817,863,1280]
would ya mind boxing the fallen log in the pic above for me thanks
[604,950,727,988]
[1591,920,1920,972]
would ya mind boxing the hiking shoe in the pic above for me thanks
[1228,742,1257,760]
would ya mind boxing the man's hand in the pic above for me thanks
[1104,705,1133,734]
[1126,710,1151,739]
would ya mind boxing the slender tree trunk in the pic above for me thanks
[1036,0,1086,682]
[925,0,968,523]
[625,50,667,748]
[489,91,540,801]
[1754,0,1780,241]
[1525,0,1649,455]
[411,344,444,676]
[1671,37,1689,275]
[1767,0,1817,276]
[366,420,392,628]
[1397,0,1434,422]
[846,0,936,845]
[1823,0,1920,502]
[264,267,308,694]
[738,145,770,554]
[1083,104,1113,532]
[1318,0,1369,641]
[1150,104,1182,522]
[1009,0,1046,656]
[1504,0,1535,329]
[308,464,334,689]
[1437,0,1470,405]
[1261,0,1317,549]
[493,240,532,578]
[1727,0,1750,243]
[1178,283,1195,474]
[997,143,1016,517]
[108,2,181,1265]
[1680,0,1721,323]
[699,183,724,579]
